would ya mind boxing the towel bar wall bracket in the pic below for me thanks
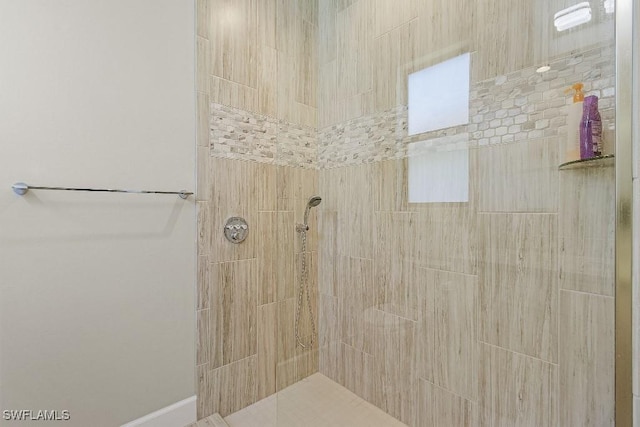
[11,182,193,199]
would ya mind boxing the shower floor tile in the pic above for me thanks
[224,373,407,427]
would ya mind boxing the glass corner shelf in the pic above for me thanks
[558,154,615,170]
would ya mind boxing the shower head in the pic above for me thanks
[302,196,322,227]
[307,196,322,208]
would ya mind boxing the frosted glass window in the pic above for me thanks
[408,53,470,135]
[408,134,469,203]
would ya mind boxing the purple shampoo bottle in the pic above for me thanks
[580,95,602,159]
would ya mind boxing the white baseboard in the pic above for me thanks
[121,396,197,427]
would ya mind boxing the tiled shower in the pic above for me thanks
[195,0,618,425]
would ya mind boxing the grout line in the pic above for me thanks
[559,288,615,299]
[478,340,558,366]
[417,377,478,404]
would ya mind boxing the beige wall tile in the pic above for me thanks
[478,138,559,213]
[197,92,210,147]
[209,75,258,113]
[373,0,418,38]
[257,212,278,305]
[318,210,338,296]
[209,157,257,263]
[277,211,295,301]
[318,0,336,65]
[339,257,375,353]
[203,355,258,417]
[416,379,479,427]
[318,60,337,128]
[197,36,210,93]
[318,294,339,347]
[369,309,415,424]
[197,0,210,38]
[559,166,615,296]
[197,256,210,310]
[257,303,277,400]
[559,290,615,426]
[209,259,257,368]
[197,146,210,201]
[480,343,558,426]
[474,0,535,82]
[374,212,416,320]
[344,163,374,258]
[336,1,373,103]
[256,162,277,211]
[413,0,475,70]
[341,342,381,406]
[197,201,211,256]
[197,363,213,419]
[276,52,297,123]
[257,46,278,118]
[479,213,558,362]
[373,19,417,112]
[209,0,257,88]
[257,0,276,49]
[319,341,343,384]
[412,206,477,275]
[415,268,478,401]
[374,159,409,212]
[197,309,211,366]
[296,19,318,108]
[275,0,298,56]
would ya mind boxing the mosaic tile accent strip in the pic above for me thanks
[319,43,615,169]
[210,103,317,169]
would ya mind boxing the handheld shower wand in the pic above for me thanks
[295,196,321,348]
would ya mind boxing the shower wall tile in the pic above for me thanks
[479,213,558,362]
[339,257,375,354]
[209,76,259,115]
[257,212,278,305]
[319,341,343,384]
[209,0,257,88]
[370,309,416,425]
[257,0,276,48]
[196,146,210,201]
[256,163,277,211]
[197,309,211,366]
[473,0,534,82]
[209,157,257,263]
[412,206,477,275]
[209,259,257,368]
[318,0,336,65]
[203,355,258,417]
[559,167,615,296]
[196,36,210,93]
[480,343,558,427]
[276,211,295,301]
[415,268,478,401]
[416,379,479,427]
[373,0,417,38]
[197,92,211,147]
[296,19,317,108]
[559,290,615,427]
[319,294,339,347]
[414,0,475,64]
[257,46,279,118]
[318,210,338,296]
[373,19,418,113]
[478,137,558,213]
[197,257,210,310]
[196,0,210,38]
[257,303,277,400]
[374,212,417,320]
[342,342,381,406]
[197,202,211,256]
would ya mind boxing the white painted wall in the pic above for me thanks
[0,1,196,426]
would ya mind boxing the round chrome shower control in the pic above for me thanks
[224,217,249,243]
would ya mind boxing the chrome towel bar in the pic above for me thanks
[11,182,192,199]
